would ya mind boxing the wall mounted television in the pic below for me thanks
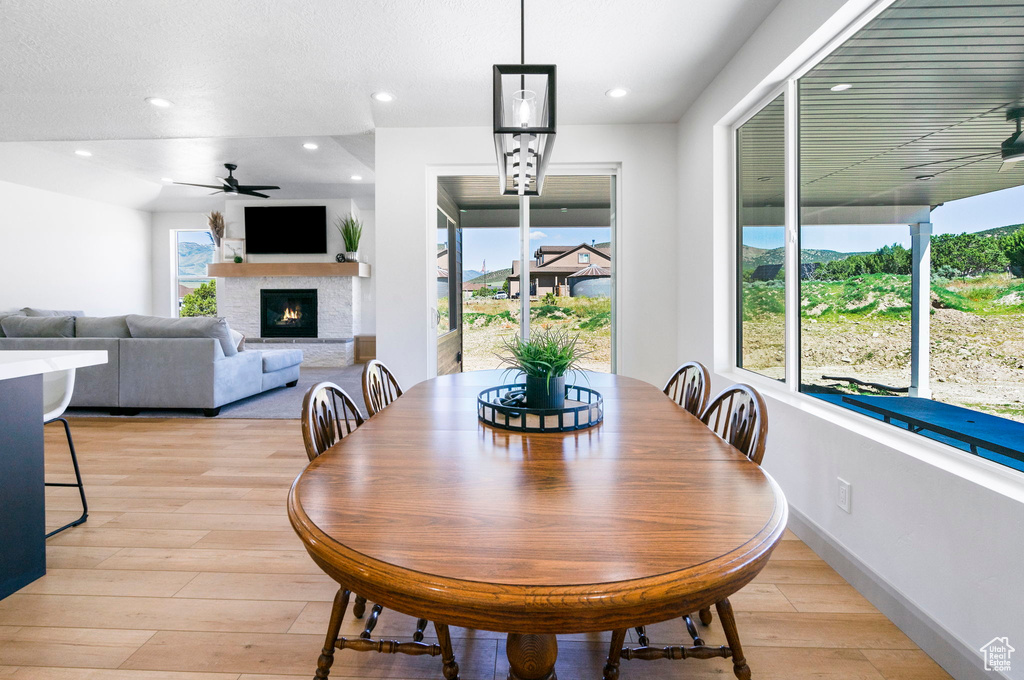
[244,206,327,254]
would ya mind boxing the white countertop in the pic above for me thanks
[0,350,108,381]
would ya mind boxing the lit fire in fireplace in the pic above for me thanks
[279,304,302,325]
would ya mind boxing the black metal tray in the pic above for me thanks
[477,384,604,433]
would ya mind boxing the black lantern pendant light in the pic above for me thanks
[493,0,556,196]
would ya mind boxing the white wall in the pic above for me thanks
[675,1,1023,677]
[359,209,376,335]
[375,124,678,387]
[0,179,152,316]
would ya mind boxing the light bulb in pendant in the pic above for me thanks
[513,90,536,127]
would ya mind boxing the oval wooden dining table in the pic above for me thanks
[289,370,787,680]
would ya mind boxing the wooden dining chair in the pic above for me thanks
[662,361,711,416]
[362,359,404,417]
[300,382,449,680]
[613,383,768,680]
[301,382,365,462]
[699,383,768,465]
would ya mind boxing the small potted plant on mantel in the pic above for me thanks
[336,214,363,263]
[498,328,590,409]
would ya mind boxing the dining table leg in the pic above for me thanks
[506,633,558,680]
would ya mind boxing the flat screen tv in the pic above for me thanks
[244,206,327,254]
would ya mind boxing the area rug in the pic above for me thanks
[65,365,366,420]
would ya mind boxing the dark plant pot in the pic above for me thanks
[526,375,565,410]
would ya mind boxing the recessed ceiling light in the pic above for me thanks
[303,142,319,150]
[145,97,173,108]
[372,91,395,103]
[561,208,568,212]
[605,88,629,98]
[916,174,934,181]
[350,175,363,181]
[74,149,92,157]
[459,209,467,213]
[830,84,852,92]
[161,177,173,183]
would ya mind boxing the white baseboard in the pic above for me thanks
[786,507,1009,680]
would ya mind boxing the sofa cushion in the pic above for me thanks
[76,315,131,338]
[230,328,245,352]
[20,307,85,317]
[1,315,75,338]
[260,348,304,373]
[126,315,238,357]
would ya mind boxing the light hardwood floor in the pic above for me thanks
[0,417,951,679]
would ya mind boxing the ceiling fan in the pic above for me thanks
[900,106,1024,177]
[175,163,281,198]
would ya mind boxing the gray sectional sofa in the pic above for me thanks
[0,308,303,416]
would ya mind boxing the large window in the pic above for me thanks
[735,0,1024,473]
[175,230,216,316]
[736,94,785,379]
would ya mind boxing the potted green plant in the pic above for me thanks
[335,214,363,263]
[498,328,590,409]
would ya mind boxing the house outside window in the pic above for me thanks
[734,0,1024,474]
[578,252,589,264]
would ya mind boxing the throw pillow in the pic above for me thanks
[1,315,75,338]
[229,328,246,352]
[0,312,25,337]
[76,315,131,338]
[125,315,238,357]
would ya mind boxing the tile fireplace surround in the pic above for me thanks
[216,270,362,367]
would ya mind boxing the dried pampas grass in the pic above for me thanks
[207,211,225,246]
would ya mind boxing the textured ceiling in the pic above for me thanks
[0,0,784,142]
[0,135,376,211]
[741,0,1024,214]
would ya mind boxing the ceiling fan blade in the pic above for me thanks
[240,190,270,198]
[236,185,280,191]
[999,160,1021,173]
[175,182,225,190]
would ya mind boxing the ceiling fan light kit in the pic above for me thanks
[174,163,281,198]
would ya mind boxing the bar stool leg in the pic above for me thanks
[44,417,88,539]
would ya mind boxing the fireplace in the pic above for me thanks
[260,289,318,338]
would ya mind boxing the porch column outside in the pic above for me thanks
[520,195,531,341]
[909,221,932,398]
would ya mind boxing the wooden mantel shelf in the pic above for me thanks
[207,262,370,278]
